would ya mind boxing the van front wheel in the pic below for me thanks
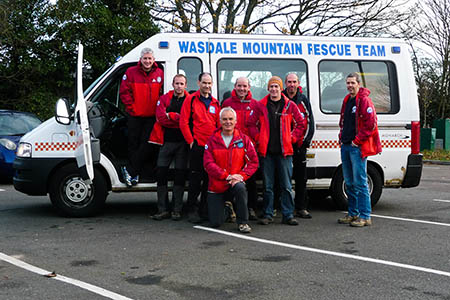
[49,163,107,217]
[331,164,382,211]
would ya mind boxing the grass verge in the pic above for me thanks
[422,149,450,161]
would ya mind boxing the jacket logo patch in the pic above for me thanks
[122,74,127,81]
[205,144,208,150]
[237,142,244,148]
[157,100,160,106]
[157,76,162,83]
[209,106,216,114]
[367,107,373,114]
[250,110,253,115]
[352,106,357,113]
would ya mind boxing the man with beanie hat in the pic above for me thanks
[283,73,315,219]
[247,76,305,226]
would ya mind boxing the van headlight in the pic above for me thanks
[16,142,32,158]
[0,138,17,151]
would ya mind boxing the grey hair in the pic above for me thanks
[284,72,299,82]
[140,48,154,58]
[347,72,361,83]
[235,77,250,86]
[220,106,237,120]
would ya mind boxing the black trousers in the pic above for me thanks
[186,141,208,215]
[126,115,156,177]
[293,144,308,210]
[207,182,249,227]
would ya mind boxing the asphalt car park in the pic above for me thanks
[1,163,450,300]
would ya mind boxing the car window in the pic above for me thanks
[0,113,41,135]
[217,58,307,103]
[319,60,399,114]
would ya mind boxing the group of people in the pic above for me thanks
[119,48,381,234]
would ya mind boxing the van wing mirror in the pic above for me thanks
[55,98,73,125]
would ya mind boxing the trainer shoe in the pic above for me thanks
[225,201,236,223]
[171,212,181,221]
[258,216,273,225]
[238,224,252,233]
[338,214,358,224]
[296,209,312,219]
[131,175,139,186]
[121,166,132,187]
[282,217,299,226]
[350,217,372,227]
[152,211,171,221]
[188,210,203,224]
[248,208,258,221]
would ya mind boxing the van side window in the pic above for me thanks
[178,57,202,93]
[217,59,308,103]
[319,60,399,114]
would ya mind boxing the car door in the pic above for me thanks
[74,43,96,183]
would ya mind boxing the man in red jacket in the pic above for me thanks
[180,72,221,223]
[204,107,258,233]
[119,48,163,187]
[221,77,259,220]
[247,76,305,226]
[337,72,381,227]
[149,74,189,221]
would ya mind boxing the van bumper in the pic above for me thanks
[401,154,423,188]
[13,157,66,196]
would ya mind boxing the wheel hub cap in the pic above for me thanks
[65,178,90,203]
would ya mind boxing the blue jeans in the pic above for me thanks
[340,144,371,219]
[261,154,295,219]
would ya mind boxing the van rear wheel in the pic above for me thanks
[49,163,107,217]
[330,164,382,211]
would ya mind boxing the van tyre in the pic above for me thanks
[331,164,382,211]
[49,163,107,217]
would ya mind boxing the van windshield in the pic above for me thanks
[84,64,115,97]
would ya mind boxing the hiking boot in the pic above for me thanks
[282,217,299,226]
[338,214,358,224]
[238,224,252,233]
[259,216,273,225]
[152,211,171,221]
[171,212,181,221]
[248,208,258,221]
[350,217,372,227]
[121,166,132,188]
[296,209,312,219]
[225,201,236,223]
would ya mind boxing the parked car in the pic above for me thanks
[0,110,41,181]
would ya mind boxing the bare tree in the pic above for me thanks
[281,0,411,37]
[407,0,450,120]
[151,0,411,36]
[151,0,297,33]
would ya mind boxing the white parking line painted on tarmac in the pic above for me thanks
[0,189,5,191]
[194,225,450,278]
[370,214,450,227]
[0,252,134,300]
[433,199,450,203]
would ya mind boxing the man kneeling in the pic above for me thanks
[203,107,259,233]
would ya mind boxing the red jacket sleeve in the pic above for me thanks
[156,95,179,128]
[119,69,134,113]
[203,141,229,180]
[180,95,194,145]
[239,137,259,181]
[247,105,261,144]
[289,102,305,146]
[353,96,377,146]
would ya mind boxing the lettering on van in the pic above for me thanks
[178,41,387,57]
